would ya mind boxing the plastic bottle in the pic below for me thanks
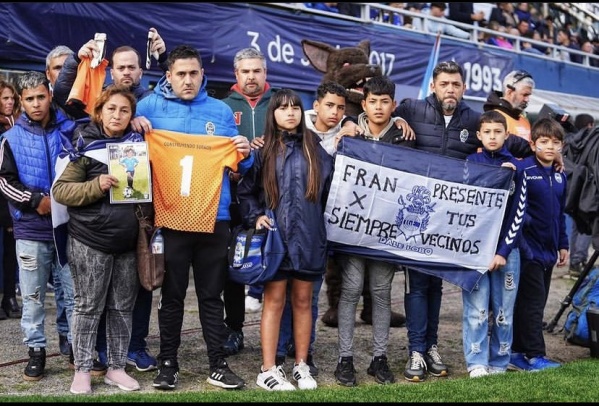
[151,228,164,254]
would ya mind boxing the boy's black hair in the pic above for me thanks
[479,110,507,130]
[316,81,347,101]
[530,117,565,142]
[362,75,395,100]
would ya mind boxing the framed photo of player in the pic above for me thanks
[107,142,152,204]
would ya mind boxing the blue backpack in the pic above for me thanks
[563,267,599,347]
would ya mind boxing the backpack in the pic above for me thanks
[563,266,599,347]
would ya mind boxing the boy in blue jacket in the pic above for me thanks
[462,111,527,378]
[509,117,569,371]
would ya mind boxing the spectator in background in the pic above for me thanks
[513,2,532,24]
[489,3,518,29]
[540,15,557,45]
[448,3,486,27]
[564,113,596,279]
[556,29,583,63]
[527,5,544,34]
[483,70,535,142]
[337,3,361,18]
[485,21,514,50]
[308,3,339,13]
[525,30,549,55]
[0,80,21,320]
[581,41,599,67]
[46,46,74,94]
[373,2,407,26]
[427,3,471,40]
[515,19,533,39]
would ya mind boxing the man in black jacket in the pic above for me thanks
[394,60,531,383]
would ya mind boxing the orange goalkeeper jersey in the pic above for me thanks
[147,129,244,232]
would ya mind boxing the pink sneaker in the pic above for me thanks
[104,368,140,391]
[70,371,92,394]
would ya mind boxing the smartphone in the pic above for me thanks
[91,33,107,68]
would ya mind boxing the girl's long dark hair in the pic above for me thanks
[261,89,322,208]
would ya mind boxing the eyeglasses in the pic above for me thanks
[508,70,533,89]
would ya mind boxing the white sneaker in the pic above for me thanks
[469,366,489,378]
[257,365,296,391]
[245,296,262,313]
[292,360,317,390]
[487,366,506,375]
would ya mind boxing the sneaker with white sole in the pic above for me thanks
[292,360,317,390]
[104,368,140,391]
[245,295,262,313]
[469,366,489,378]
[424,345,448,377]
[206,359,245,389]
[404,351,426,382]
[127,348,157,372]
[257,365,296,391]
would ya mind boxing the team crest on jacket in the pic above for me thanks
[554,173,563,183]
[206,122,215,135]
[395,185,436,242]
[460,129,469,142]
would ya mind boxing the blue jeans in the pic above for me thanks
[17,239,74,348]
[276,275,323,357]
[96,285,153,354]
[52,264,69,337]
[404,268,443,354]
[462,249,520,372]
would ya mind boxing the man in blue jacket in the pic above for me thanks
[136,45,254,391]
[0,71,76,382]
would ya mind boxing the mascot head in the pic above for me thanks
[301,39,383,118]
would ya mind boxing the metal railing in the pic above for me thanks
[264,2,599,70]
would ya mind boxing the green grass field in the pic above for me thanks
[3,359,597,402]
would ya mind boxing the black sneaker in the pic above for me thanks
[2,297,21,318]
[568,262,583,279]
[69,345,107,377]
[404,351,426,382]
[206,359,245,389]
[367,354,395,384]
[153,359,179,390]
[222,330,244,356]
[24,347,46,381]
[424,345,448,377]
[306,353,319,377]
[58,334,69,356]
[334,356,356,387]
